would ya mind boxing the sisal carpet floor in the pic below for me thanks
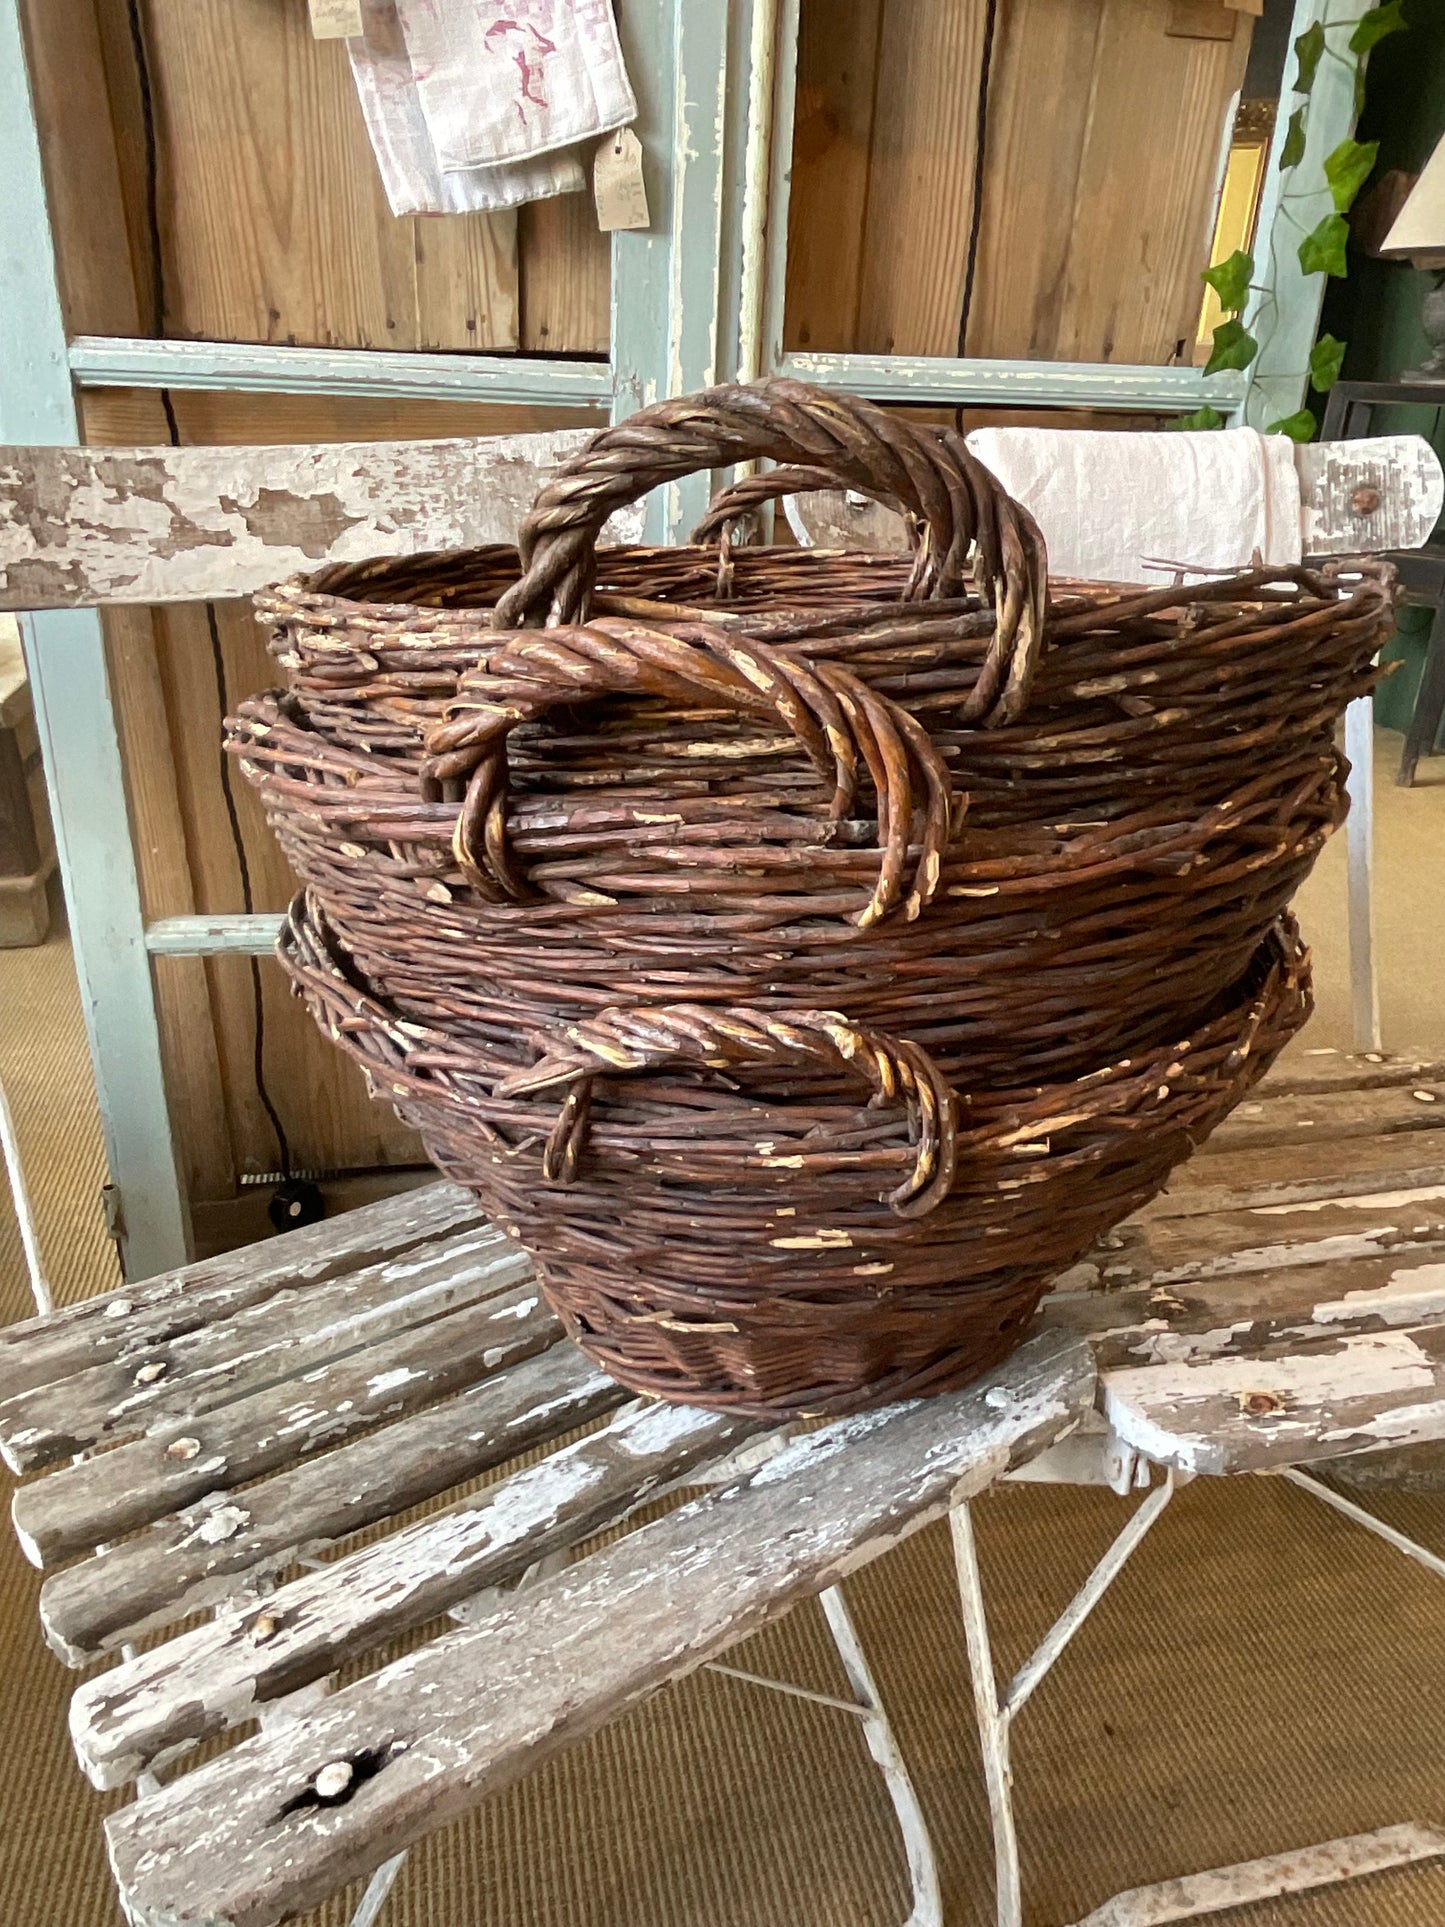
[1,741,1444,1927]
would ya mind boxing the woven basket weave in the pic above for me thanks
[230,379,1390,1417]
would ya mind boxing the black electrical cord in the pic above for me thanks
[125,0,292,1182]
[955,0,1000,435]
[204,606,294,1178]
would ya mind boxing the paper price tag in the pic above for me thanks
[594,127,650,233]
[309,0,364,40]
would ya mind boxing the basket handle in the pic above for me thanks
[494,378,1048,726]
[494,1001,959,1217]
[422,615,955,928]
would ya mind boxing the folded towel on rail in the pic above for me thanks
[966,426,1303,587]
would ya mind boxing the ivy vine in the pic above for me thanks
[1175,1,1408,438]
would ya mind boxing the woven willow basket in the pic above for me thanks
[231,379,1390,1417]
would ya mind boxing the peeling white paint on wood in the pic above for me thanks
[101,1335,1092,1927]
[0,1182,479,1403]
[1253,1184,1445,1216]
[1104,1330,1445,1476]
[0,1230,535,1474]
[0,437,645,608]
[69,1392,748,1787]
[38,1344,625,1664]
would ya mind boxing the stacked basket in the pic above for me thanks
[230,380,1390,1416]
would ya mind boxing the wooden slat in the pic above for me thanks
[0,1181,476,1401]
[1071,1186,1445,1297]
[0,1224,531,1473]
[0,431,651,608]
[39,1342,625,1662]
[1258,1049,1445,1099]
[102,1332,1093,1927]
[13,1287,559,1569]
[1103,1322,1445,1476]
[17,0,139,337]
[72,1397,763,1786]
[1153,1142,1445,1220]
[1047,1238,1445,1373]
[1201,1079,1445,1155]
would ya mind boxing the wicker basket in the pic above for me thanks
[230,379,1391,1417]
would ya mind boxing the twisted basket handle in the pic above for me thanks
[494,1002,959,1217]
[494,378,1048,726]
[422,616,955,927]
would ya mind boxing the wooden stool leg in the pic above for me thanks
[1399,597,1445,787]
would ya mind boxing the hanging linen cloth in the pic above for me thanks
[347,0,635,217]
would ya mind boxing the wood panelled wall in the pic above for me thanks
[786,0,1252,361]
[22,0,1254,1224]
[22,0,610,1210]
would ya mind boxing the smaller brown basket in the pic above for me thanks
[280,892,1310,1415]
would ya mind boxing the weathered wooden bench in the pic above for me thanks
[6,1046,1445,1927]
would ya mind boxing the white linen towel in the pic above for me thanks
[349,0,586,215]
[396,0,636,174]
[965,427,1303,586]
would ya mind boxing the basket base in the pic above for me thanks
[539,1271,1046,1420]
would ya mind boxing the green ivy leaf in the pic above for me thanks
[1323,137,1379,212]
[1350,1,1407,54]
[1309,333,1347,392]
[1202,248,1254,313]
[1298,212,1350,278]
[1293,19,1326,93]
[1203,317,1259,377]
[1266,409,1318,443]
[1280,106,1308,171]
[1167,406,1226,433]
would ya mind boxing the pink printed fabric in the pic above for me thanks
[349,0,587,214]
[396,0,636,172]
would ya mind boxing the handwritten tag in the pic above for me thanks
[308,0,364,39]
[594,127,650,233]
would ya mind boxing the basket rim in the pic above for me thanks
[254,544,1376,635]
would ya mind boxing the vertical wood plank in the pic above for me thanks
[518,194,611,354]
[17,0,139,336]
[969,0,1249,365]
[1051,0,1250,364]
[853,0,988,355]
[783,0,884,353]
[962,0,1106,362]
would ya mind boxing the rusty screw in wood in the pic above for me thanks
[251,1611,280,1643]
[133,1360,168,1386]
[165,1436,201,1461]
[1351,486,1381,515]
[1238,1389,1284,1416]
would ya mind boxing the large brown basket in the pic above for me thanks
[230,379,1390,1417]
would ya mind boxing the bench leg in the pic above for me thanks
[708,1592,944,1927]
[947,1462,1445,1927]
[349,1852,408,1927]
[819,1584,944,1927]
[950,1478,1177,1927]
